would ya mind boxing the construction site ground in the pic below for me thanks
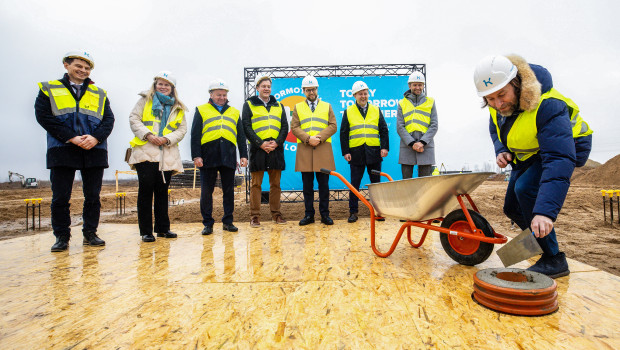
[1,176,618,277]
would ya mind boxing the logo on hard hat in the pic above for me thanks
[163,73,168,77]
[483,78,492,87]
[83,52,90,57]
[219,82,224,86]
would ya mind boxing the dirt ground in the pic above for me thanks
[1,172,618,276]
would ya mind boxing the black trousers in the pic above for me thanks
[401,164,433,179]
[135,162,172,235]
[302,171,330,217]
[349,163,381,214]
[200,166,235,226]
[50,167,104,237]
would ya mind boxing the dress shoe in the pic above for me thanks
[273,215,287,224]
[250,216,260,228]
[376,217,385,222]
[348,213,358,223]
[320,216,334,225]
[223,223,238,232]
[157,231,177,238]
[83,231,105,246]
[202,226,213,235]
[51,236,69,252]
[299,215,315,226]
[141,234,156,242]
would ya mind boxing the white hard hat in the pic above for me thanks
[154,71,176,87]
[474,55,518,97]
[301,75,319,88]
[408,72,425,84]
[255,75,272,87]
[63,50,95,69]
[209,78,229,92]
[351,81,369,95]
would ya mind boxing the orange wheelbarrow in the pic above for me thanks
[322,169,507,265]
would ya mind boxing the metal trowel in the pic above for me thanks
[496,228,543,267]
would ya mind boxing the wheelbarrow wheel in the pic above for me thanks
[440,209,494,266]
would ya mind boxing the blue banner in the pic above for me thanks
[259,75,417,191]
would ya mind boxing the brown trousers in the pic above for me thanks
[250,170,282,218]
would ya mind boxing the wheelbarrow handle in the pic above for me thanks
[320,168,332,174]
[371,170,394,182]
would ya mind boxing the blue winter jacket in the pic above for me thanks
[488,64,591,221]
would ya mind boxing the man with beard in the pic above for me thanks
[474,55,592,278]
[396,71,438,178]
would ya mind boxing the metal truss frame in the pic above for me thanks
[243,63,425,203]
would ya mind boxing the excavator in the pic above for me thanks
[8,171,38,188]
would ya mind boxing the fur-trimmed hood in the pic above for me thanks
[506,55,553,112]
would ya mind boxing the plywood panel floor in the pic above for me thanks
[0,220,618,349]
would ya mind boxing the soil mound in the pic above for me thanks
[572,154,620,187]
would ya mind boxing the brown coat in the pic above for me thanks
[291,100,337,172]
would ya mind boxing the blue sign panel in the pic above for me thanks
[258,75,416,191]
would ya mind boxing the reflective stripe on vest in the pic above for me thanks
[295,100,331,143]
[38,80,107,120]
[248,102,283,140]
[129,99,185,147]
[490,88,593,162]
[347,104,380,148]
[399,97,434,134]
[197,103,239,145]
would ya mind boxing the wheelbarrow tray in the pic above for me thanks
[366,172,494,222]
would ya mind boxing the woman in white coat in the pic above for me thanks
[128,71,188,242]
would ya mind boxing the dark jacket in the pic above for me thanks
[489,56,591,220]
[340,103,389,166]
[35,73,114,169]
[190,100,248,170]
[241,95,288,172]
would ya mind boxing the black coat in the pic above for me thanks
[35,74,115,169]
[190,100,248,170]
[241,95,288,172]
[340,103,389,166]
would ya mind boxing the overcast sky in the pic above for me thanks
[1,0,618,181]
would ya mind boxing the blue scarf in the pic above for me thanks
[152,91,175,136]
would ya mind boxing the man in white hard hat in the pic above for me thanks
[35,50,115,252]
[191,79,248,235]
[340,81,389,223]
[290,75,337,226]
[474,55,593,278]
[242,75,289,227]
[396,72,438,178]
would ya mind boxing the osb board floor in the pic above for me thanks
[0,220,618,349]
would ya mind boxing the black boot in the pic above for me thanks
[83,231,105,246]
[527,252,570,279]
[51,235,70,252]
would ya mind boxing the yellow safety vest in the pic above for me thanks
[295,100,332,143]
[432,167,440,176]
[490,88,593,162]
[347,104,380,148]
[38,80,107,120]
[399,97,434,134]
[248,102,283,140]
[196,103,239,145]
[129,99,185,147]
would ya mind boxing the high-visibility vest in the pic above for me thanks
[129,99,185,147]
[248,102,283,140]
[490,88,593,162]
[38,80,107,149]
[399,97,434,134]
[295,100,332,143]
[432,167,440,176]
[347,104,380,148]
[196,103,239,145]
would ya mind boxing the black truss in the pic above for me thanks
[244,63,425,100]
[243,63,424,203]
